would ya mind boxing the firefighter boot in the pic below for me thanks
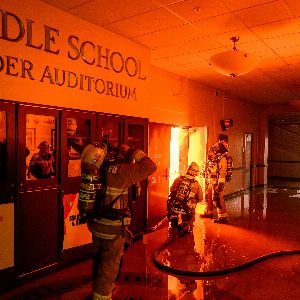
[213,216,228,224]
[200,211,213,218]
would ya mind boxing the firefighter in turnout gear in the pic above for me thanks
[167,162,202,233]
[200,139,233,224]
[78,142,157,300]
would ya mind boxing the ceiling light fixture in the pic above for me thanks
[209,37,260,77]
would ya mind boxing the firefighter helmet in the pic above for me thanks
[208,140,229,162]
[186,162,200,176]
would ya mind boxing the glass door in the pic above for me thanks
[148,123,171,225]
[16,104,62,275]
[124,117,148,236]
[61,109,96,251]
[97,114,124,146]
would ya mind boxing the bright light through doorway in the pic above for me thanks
[169,126,207,214]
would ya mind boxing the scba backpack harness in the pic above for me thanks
[78,143,131,224]
[167,176,194,227]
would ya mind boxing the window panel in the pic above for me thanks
[26,114,56,180]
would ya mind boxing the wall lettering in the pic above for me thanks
[0,9,146,80]
[0,8,148,101]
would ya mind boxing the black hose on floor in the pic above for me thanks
[151,221,300,277]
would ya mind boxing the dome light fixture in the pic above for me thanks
[209,37,260,77]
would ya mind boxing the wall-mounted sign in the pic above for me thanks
[0,3,150,104]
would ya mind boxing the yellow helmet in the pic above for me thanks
[187,162,199,176]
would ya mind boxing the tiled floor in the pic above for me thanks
[1,182,300,300]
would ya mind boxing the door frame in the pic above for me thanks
[0,100,16,203]
[243,133,253,190]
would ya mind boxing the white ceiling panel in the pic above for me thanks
[251,19,300,39]
[152,44,190,59]
[95,0,161,18]
[41,0,88,11]
[69,1,123,26]
[192,13,246,35]
[128,7,187,32]
[165,0,230,23]
[264,33,300,49]
[103,18,154,39]
[285,0,300,17]
[177,36,223,53]
[214,29,259,46]
[223,0,276,11]
[234,1,293,27]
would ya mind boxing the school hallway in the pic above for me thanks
[1,181,300,300]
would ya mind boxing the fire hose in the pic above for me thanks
[150,218,300,277]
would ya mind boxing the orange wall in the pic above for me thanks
[148,66,263,192]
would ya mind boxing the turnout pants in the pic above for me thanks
[92,234,126,300]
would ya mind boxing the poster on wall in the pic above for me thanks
[0,203,14,270]
[63,193,92,250]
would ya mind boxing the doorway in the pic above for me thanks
[148,124,207,225]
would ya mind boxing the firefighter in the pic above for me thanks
[28,141,55,179]
[167,162,202,233]
[78,142,157,300]
[200,139,233,224]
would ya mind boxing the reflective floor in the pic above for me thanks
[2,182,300,300]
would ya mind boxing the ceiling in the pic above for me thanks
[40,0,300,106]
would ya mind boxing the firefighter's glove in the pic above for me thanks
[217,182,225,192]
[131,149,147,162]
[117,144,134,162]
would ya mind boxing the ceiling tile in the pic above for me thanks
[237,40,271,54]
[192,13,246,35]
[133,30,182,48]
[214,29,259,46]
[41,0,88,11]
[234,0,293,27]
[264,32,300,49]
[258,58,290,72]
[168,53,206,65]
[153,0,186,6]
[275,44,300,56]
[149,23,211,45]
[128,7,187,32]
[152,44,189,59]
[151,57,178,68]
[95,0,161,18]
[284,55,300,66]
[166,0,230,23]
[224,0,277,11]
[179,36,223,52]
[134,23,207,46]
[285,0,300,17]
[198,47,229,60]
[103,18,153,39]
[251,19,300,39]
[69,1,123,26]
